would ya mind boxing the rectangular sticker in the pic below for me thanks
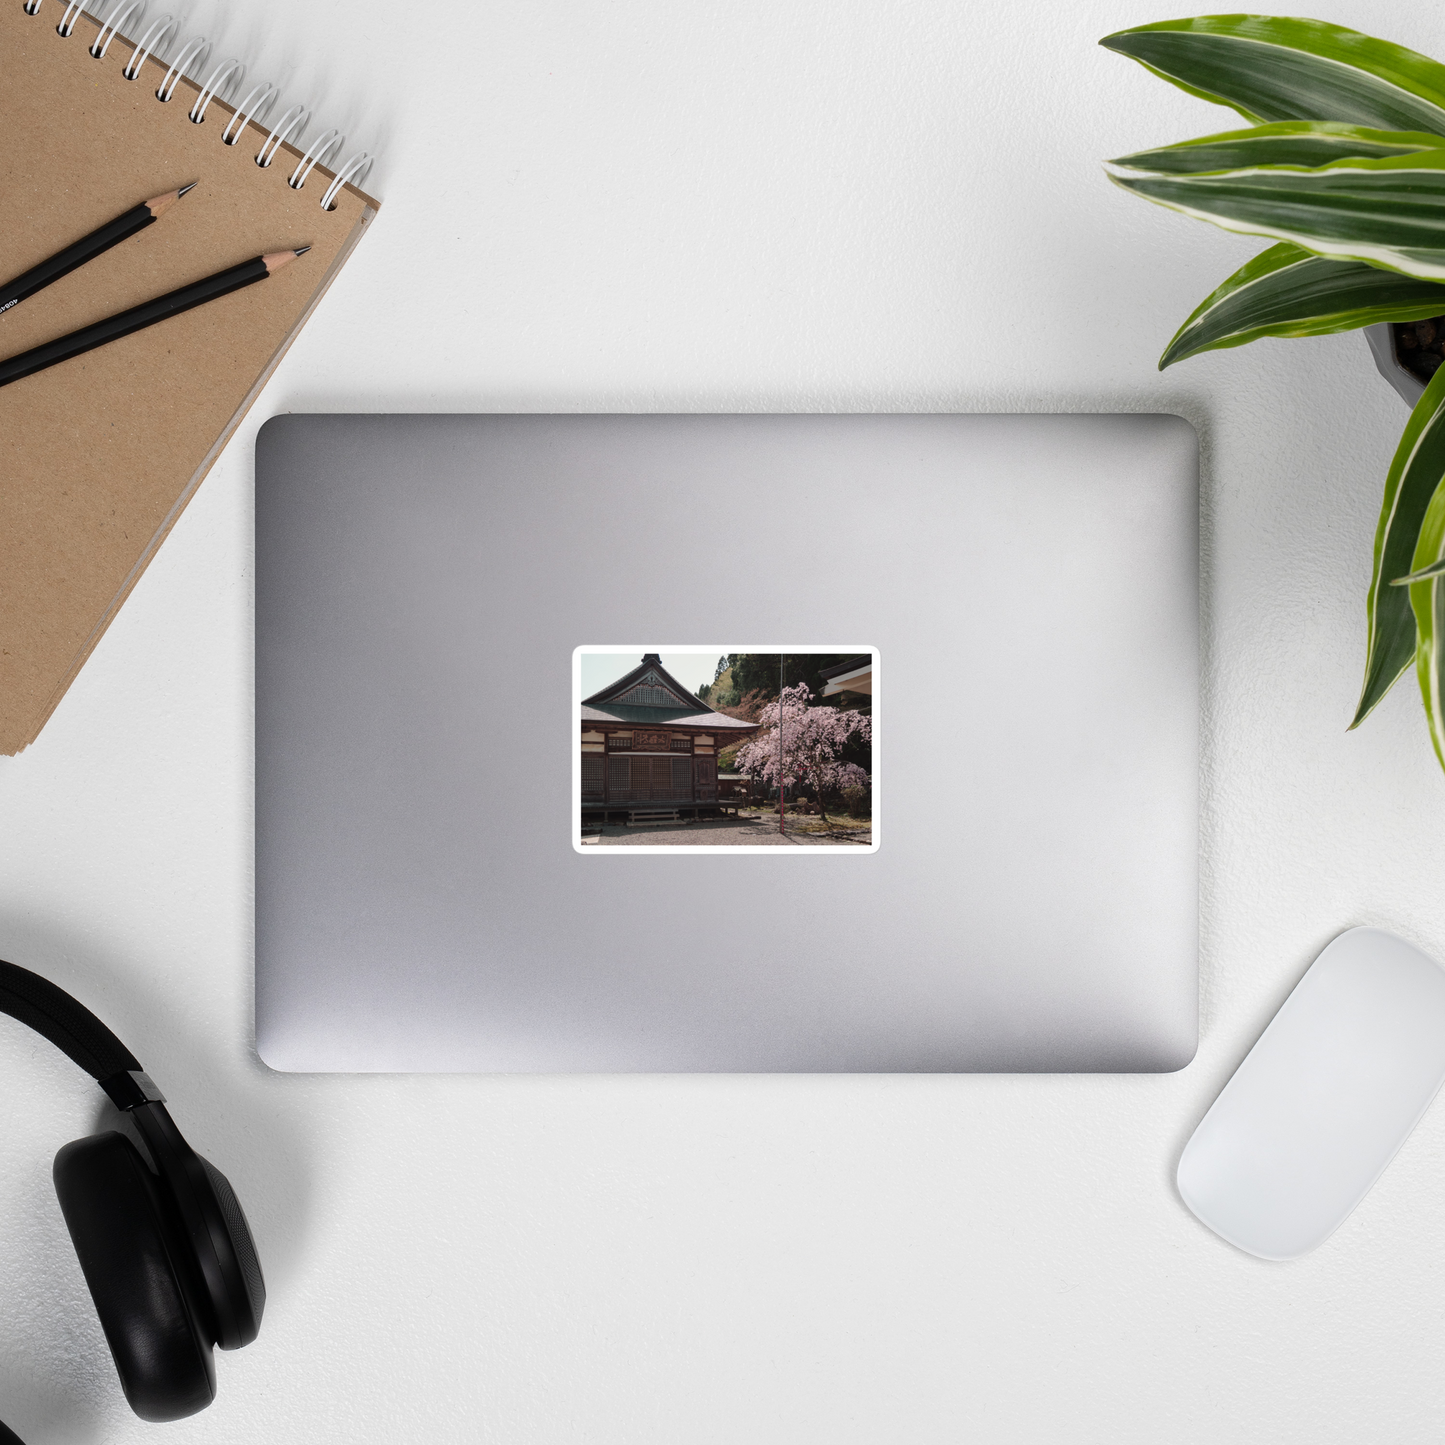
[574,647,877,855]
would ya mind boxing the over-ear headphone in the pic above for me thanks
[0,959,264,1436]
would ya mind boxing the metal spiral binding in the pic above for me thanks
[288,128,342,190]
[90,0,142,56]
[24,0,376,210]
[320,152,372,211]
[189,55,242,122]
[223,81,276,144]
[155,33,208,101]
[123,11,173,77]
[256,104,309,168]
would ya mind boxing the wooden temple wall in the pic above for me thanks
[581,728,720,804]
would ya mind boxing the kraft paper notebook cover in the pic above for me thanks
[0,0,380,755]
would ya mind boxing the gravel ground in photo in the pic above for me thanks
[582,817,871,846]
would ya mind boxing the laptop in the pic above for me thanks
[255,413,1198,1072]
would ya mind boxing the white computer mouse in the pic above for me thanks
[1178,927,1445,1260]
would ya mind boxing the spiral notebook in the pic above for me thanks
[0,0,380,755]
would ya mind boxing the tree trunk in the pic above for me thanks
[811,769,829,823]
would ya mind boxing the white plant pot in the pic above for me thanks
[1365,321,1427,408]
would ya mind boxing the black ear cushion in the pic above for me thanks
[198,1155,266,1343]
[53,1133,216,1422]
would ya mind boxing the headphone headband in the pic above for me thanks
[0,959,148,1095]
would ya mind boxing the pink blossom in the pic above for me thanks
[732,684,871,814]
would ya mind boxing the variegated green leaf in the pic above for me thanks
[1108,150,1445,281]
[1112,120,1445,175]
[1407,477,1445,768]
[1161,242,1445,368]
[1393,558,1445,584]
[1353,363,1445,727]
[1100,16,1445,135]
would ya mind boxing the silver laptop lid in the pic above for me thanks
[256,413,1197,1072]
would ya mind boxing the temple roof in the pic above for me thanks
[582,653,704,711]
[580,703,758,729]
[581,654,760,731]
[817,656,870,680]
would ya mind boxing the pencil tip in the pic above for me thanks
[263,248,310,273]
[146,184,197,217]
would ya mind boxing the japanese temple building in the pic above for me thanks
[581,654,760,819]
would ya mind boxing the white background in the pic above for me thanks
[4,0,1445,1439]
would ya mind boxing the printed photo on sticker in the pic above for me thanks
[575,649,876,854]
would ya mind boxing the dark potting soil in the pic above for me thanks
[1393,317,1445,383]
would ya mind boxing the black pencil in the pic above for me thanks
[0,248,310,389]
[0,184,197,317]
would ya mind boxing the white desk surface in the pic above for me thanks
[4,1,1445,1439]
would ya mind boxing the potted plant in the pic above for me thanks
[1101,15,1445,772]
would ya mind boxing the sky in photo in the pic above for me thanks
[580,651,724,698]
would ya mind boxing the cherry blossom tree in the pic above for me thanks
[732,683,871,823]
